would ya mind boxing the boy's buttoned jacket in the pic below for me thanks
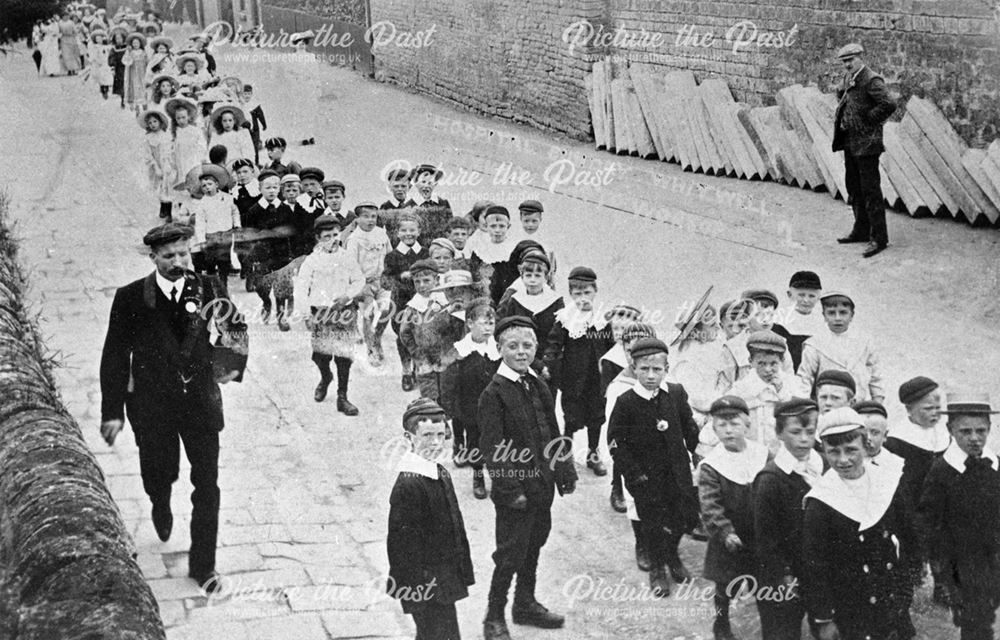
[478,365,577,509]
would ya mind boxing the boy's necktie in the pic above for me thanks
[519,374,532,394]
[170,285,178,304]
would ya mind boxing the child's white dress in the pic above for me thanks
[208,129,256,166]
[87,42,112,86]
[143,130,176,202]
[173,124,208,181]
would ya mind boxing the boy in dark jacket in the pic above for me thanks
[608,337,700,597]
[544,266,614,476]
[382,213,428,391]
[441,298,500,499]
[751,397,823,640]
[479,316,577,640]
[918,392,1000,640]
[387,397,474,640]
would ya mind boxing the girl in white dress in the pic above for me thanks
[208,105,255,166]
[86,30,113,99]
[166,97,208,185]
[139,110,176,219]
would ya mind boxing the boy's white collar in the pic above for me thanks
[396,242,422,255]
[632,381,669,400]
[454,334,500,360]
[398,450,439,480]
[699,440,769,484]
[806,462,899,530]
[943,440,998,474]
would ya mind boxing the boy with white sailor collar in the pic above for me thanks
[855,400,904,475]
[697,395,769,640]
[802,407,916,640]
[296,166,326,213]
[387,397,474,640]
[543,265,615,477]
[751,397,823,640]
[918,392,1000,640]
[608,337,701,597]
[383,214,430,392]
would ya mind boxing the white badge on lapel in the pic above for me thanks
[656,419,669,432]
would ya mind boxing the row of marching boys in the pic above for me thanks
[384,264,1000,640]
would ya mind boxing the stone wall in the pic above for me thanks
[367,0,1000,146]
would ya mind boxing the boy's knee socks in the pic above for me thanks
[334,356,351,392]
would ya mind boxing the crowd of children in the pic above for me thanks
[74,15,1000,640]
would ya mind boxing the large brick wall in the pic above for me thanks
[367,0,1000,146]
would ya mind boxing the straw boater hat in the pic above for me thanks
[210,104,247,130]
[151,74,180,92]
[136,109,169,131]
[164,96,198,121]
[89,28,107,41]
[175,52,205,73]
[940,392,998,415]
[125,31,146,48]
[197,87,231,105]
[149,35,173,52]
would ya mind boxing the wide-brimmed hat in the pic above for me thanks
[138,21,161,36]
[89,28,108,41]
[210,104,247,130]
[149,35,173,51]
[197,87,231,104]
[108,25,128,42]
[175,52,205,73]
[136,109,169,131]
[151,74,180,92]
[940,392,998,415]
[176,163,231,196]
[220,76,243,95]
[671,285,715,347]
[125,31,147,48]
[164,96,198,121]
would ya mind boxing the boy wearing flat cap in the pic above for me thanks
[814,369,856,414]
[387,397,474,640]
[803,407,916,640]
[496,251,565,366]
[885,375,950,599]
[544,266,615,476]
[100,223,248,593]
[608,338,700,597]
[727,330,806,453]
[479,315,576,640]
[918,393,1000,640]
[296,167,327,214]
[383,213,430,391]
[798,291,884,404]
[751,397,822,639]
[410,164,453,244]
[697,395,768,640]
[380,168,415,211]
[855,401,904,474]
[772,270,825,370]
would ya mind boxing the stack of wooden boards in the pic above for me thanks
[585,58,1000,225]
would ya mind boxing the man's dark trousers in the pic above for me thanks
[844,151,888,246]
[487,497,553,613]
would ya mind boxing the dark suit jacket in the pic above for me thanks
[100,271,248,432]
[441,348,500,425]
[607,384,699,529]
[752,460,812,585]
[478,373,577,509]
[387,465,474,613]
[543,320,614,399]
[832,65,896,157]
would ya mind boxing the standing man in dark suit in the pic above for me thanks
[479,316,577,640]
[100,223,248,593]
[832,42,897,259]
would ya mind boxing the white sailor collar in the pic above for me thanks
[397,450,439,480]
[417,194,442,206]
[454,334,500,360]
[700,440,769,485]
[512,288,562,315]
[473,238,515,264]
[601,343,627,370]
[256,196,279,208]
[806,461,899,530]
[555,306,608,339]
[774,446,824,479]
[406,292,445,313]
[631,381,669,400]
[497,361,537,383]
[396,242,422,255]
[889,418,950,453]
[451,309,466,322]
[869,448,905,475]
[943,440,999,474]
